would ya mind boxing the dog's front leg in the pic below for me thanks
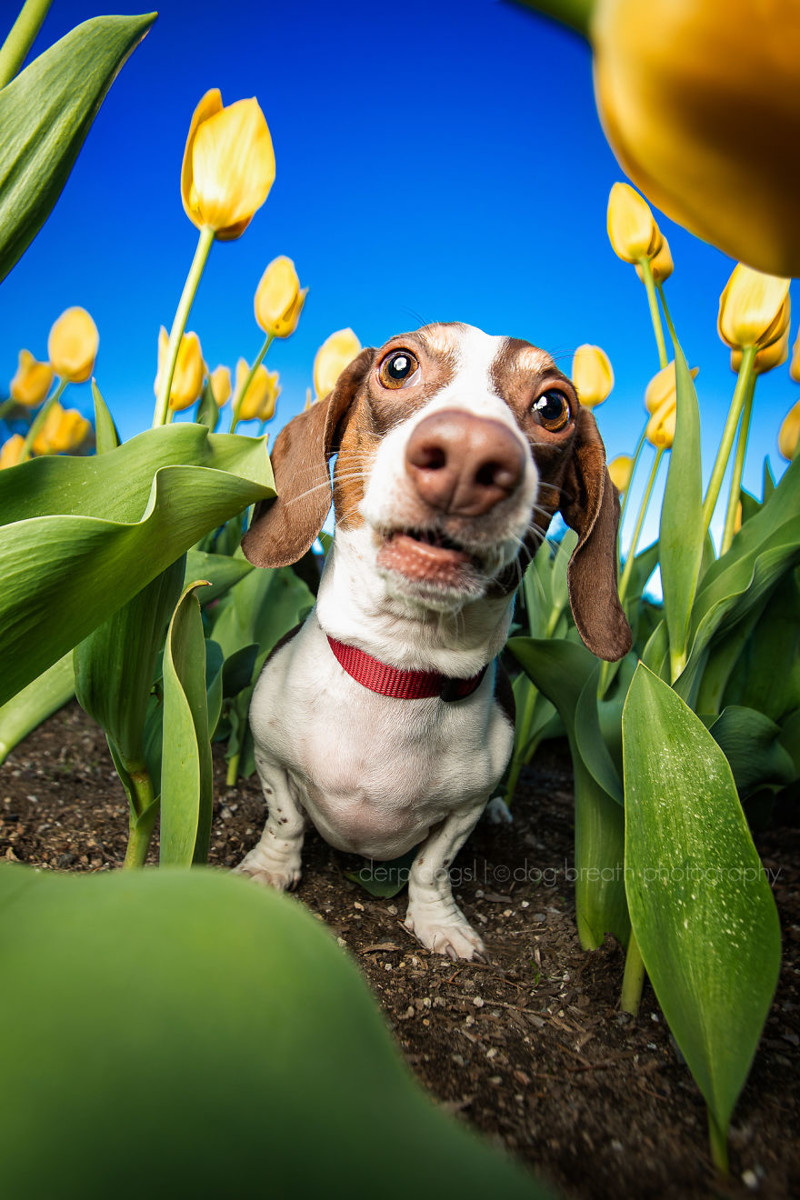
[404,800,488,961]
[235,750,305,890]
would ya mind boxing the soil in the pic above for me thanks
[1,700,799,1200]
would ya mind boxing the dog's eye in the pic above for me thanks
[531,389,571,432]
[378,349,420,389]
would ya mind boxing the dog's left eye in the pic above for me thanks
[378,349,420,389]
[531,389,571,432]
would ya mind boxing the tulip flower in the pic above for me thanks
[644,361,699,415]
[181,89,275,241]
[47,307,99,383]
[32,401,92,455]
[234,359,280,422]
[607,454,633,495]
[779,399,800,461]
[209,365,232,408]
[255,256,307,339]
[636,234,673,286]
[789,328,800,384]
[154,327,205,412]
[9,349,53,407]
[571,344,614,408]
[718,265,791,353]
[645,395,676,451]
[0,434,26,469]
[313,329,362,402]
[607,183,662,265]
[731,326,790,376]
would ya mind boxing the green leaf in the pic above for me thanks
[719,567,800,722]
[0,13,156,283]
[91,380,120,454]
[205,638,225,736]
[160,583,213,867]
[345,849,418,898]
[709,706,797,799]
[209,564,312,668]
[623,664,781,1148]
[195,378,220,432]
[0,651,73,765]
[0,424,273,706]
[0,865,547,1199]
[184,548,253,604]
[659,336,705,673]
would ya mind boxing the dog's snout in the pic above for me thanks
[405,409,526,518]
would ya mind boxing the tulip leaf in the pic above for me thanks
[708,706,797,799]
[0,12,156,283]
[160,583,213,867]
[0,865,547,1199]
[622,664,781,1153]
[0,424,273,707]
[183,548,253,604]
[658,335,704,677]
[91,380,120,454]
[0,651,74,765]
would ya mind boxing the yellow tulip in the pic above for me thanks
[313,328,362,401]
[607,183,662,264]
[209,365,232,408]
[588,0,800,276]
[0,434,26,469]
[181,89,275,241]
[47,307,99,383]
[571,344,614,408]
[718,265,791,352]
[32,402,92,455]
[731,325,790,375]
[234,359,280,422]
[646,395,676,450]
[779,399,800,460]
[636,234,673,285]
[644,361,699,415]
[607,454,633,494]
[9,349,53,407]
[154,327,205,412]
[255,256,308,338]
[789,326,800,384]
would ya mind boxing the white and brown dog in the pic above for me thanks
[238,323,631,960]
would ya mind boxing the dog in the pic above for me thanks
[237,323,631,960]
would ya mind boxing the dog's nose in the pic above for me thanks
[405,409,526,517]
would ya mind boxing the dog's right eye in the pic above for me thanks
[378,349,420,389]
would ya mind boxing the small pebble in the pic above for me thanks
[473,996,485,1008]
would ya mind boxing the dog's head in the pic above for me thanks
[242,323,631,661]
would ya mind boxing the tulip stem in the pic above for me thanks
[618,447,664,607]
[153,226,215,428]
[0,0,53,88]
[638,261,669,370]
[702,346,757,541]
[618,422,648,548]
[19,377,67,462]
[230,334,274,433]
[620,929,646,1015]
[720,374,755,555]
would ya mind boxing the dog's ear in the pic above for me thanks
[242,348,375,568]
[559,406,632,662]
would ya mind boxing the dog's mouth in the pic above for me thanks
[376,528,482,590]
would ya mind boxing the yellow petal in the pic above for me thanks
[607,454,634,494]
[255,256,307,338]
[0,434,26,469]
[571,344,614,408]
[210,365,232,407]
[718,265,791,351]
[190,97,275,238]
[181,89,223,229]
[778,398,800,461]
[606,182,660,264]
[636,234,673,285]
[32,402,92,455]
[313,329,362,401]
[646,393,676,449]
[235,359,279,422]
[10,348,54,407]
[643,361,699,414]
[170,331,205,410]
[47,307,99,383]
[731,325,790,375]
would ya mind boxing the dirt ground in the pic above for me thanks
[1,700,798,1200]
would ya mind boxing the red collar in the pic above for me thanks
[327,635,487,702]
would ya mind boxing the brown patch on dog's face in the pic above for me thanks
[333,325,461,529]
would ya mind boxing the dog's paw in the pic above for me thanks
[404,909,486,962]
[234,849,301,892]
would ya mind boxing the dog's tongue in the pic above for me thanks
[378,532,471,583]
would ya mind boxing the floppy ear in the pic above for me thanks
[241,348,375,568]
[559,406,632,662]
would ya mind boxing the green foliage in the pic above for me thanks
[0,651,73,765]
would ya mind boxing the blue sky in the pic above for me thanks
[3,0,798,552]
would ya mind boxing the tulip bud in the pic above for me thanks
[209,365,232,408]
[636,234,673,285]
[790,328,800,384]
[32,402,92,455]
[0,434,26,469]
[718,264,791,352]
[607,454,634,494]
[181,89,275,241]
[234,359,280,422]
[571,344,614,408]
[10,349,53,407]
[607,183,662,264]
[731,326,790,376]
[255,256,308,339]
[778,399,800,461]
[313,329,362,402]
[646,395,676,450]
[154,327,205,412]
[47,307,99,383]
[644,361,699,415]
